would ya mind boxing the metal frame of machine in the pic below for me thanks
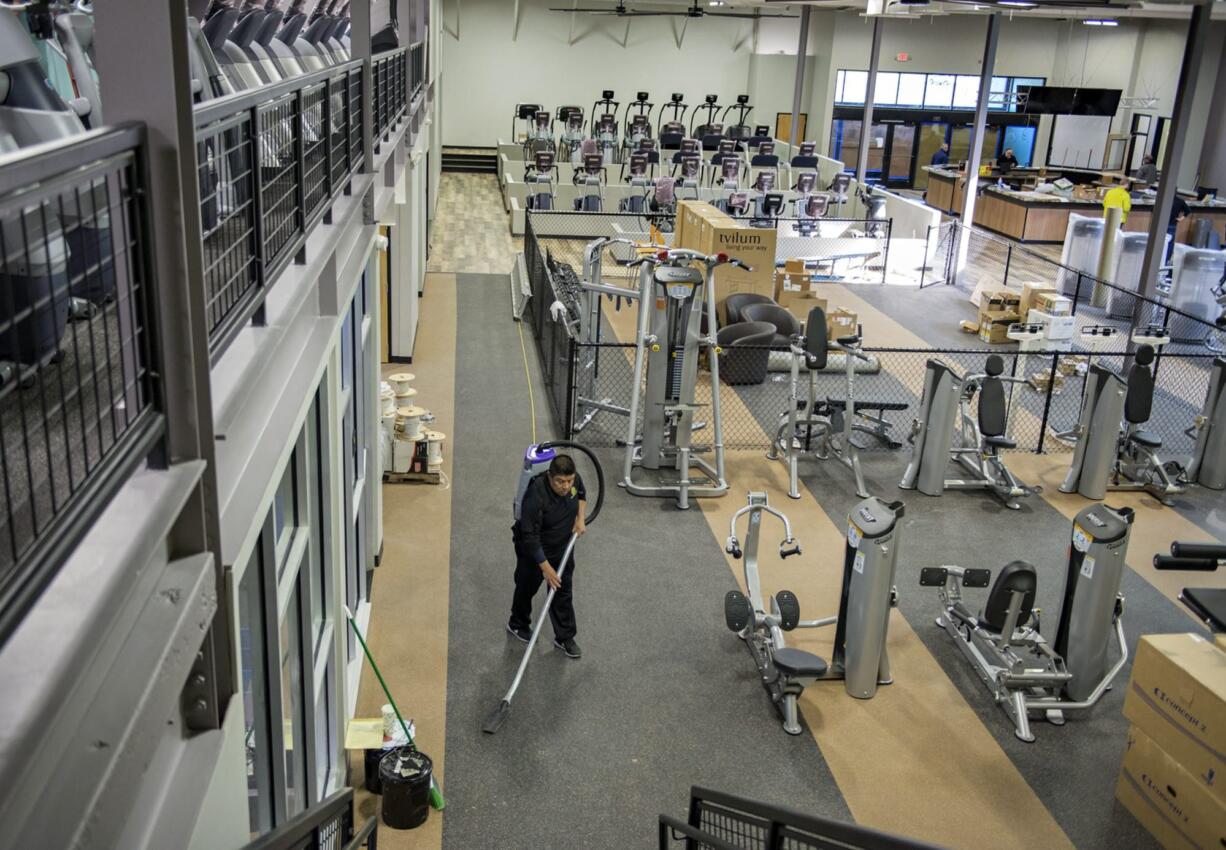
[918,504,1134,742]
[723,492,903,735]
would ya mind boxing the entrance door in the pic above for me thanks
[949,125,1000,168]
[884,124,916,187]
[913,123,948,191]
[775,112,808,144]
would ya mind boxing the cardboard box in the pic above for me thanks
[784,258,808,275]
[827,307,858,340]
[1034,291,1072,316]
[1123,633,1226,807]
[979,290,1022,316]
[1019,283,1058,317]
[679,202,778,324]
[774,275,828,322]
[978,316,1018,345]
[1116,725,1226,850]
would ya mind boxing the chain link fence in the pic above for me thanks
[522,212,1224,460]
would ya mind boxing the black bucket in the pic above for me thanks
[364,747,384,794]
[379,747,433,830]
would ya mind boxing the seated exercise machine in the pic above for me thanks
[713,156,746,214]
[1060,341,1187,504]
[511,102,542,144]
[828,173,851,215]
[857,183,888,238]
[523,150,557,211]
[918,504,1134,742]
[723,492,904,734]
[748,172,782,229]
[647,176,678,225]
[901,355,1035,510]
[1187,357,1226,490]
[791,173,827,234]
[791,141,818,170]
[572,153,606,212]
[1153,541,1226,633]
[770,306,904,499]
[622,248,748,509]
[676,154,703,201]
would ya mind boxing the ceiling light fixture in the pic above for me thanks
[997,1,1036,7]
[1082,18,1119,26]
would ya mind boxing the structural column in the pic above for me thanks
[954,13,1001,287]
[854,17,883,184]
[787,6,811,149]
[1136,2,1212,303]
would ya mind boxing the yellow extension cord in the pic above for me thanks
[517,319,538,444]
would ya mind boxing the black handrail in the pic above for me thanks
[193,59,363,128]
[0,123,145,195]
[242,788,375,850]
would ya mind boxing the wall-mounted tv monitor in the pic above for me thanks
[1018,86,1121,116]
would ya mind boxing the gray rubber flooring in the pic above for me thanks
[442,274,851,849]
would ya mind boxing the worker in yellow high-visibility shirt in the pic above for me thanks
[1102,185,1131,224]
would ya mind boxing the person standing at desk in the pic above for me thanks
[1166,195,1191,263]
[1136,155,1159,185]
[998,148,1019,172]
[931,143,950,167]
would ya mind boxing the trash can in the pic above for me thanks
[363,748,384,794]
[379,747,433,830]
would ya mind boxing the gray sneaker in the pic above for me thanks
[553,638,581,659]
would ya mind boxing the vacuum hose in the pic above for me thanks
[537,439,605,525]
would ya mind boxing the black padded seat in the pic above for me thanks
[984,435,1017,450]
[1129,429,1163,449]
[825,399,907,412]
[773,647,828,678]
[724,292,774,326]
[1126,345,1156,425]
[717,322,775,385]
[740,302,801,349]
[980,561,1037,635]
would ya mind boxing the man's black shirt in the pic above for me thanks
[513,472,586,563]
[1169,196,1190,227]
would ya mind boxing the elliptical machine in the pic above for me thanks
[523,150,557,211]
[723,492,904,734]
[900,355,1035,510]
[571,153,605,212]
[556,106,585,164]
[622,91,653,156]
[918,504,1134,742]
[1059,339,1186,504]
[622,248,748,509]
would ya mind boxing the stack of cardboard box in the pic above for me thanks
[676,200,777,324]
[976,290,1022,344]
[1116,633,1226,849]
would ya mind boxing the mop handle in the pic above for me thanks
[344,606,416,747]
[502,532,579,702]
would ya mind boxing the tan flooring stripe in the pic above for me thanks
[823,284,1226,613]
[354,272,457,850]
[428,173,521,275]
[599,287,1071,849]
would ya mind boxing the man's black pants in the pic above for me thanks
[509,549,577,641]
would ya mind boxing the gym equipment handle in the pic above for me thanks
[779,540,801,559]
[1170,542,1226,560]
[1153,555,1220,571]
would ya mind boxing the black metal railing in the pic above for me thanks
[524,213,1221,458]
[194,60,365,358]
[0,125,165,644]
[661,786,946,850]
[241,788,376,850]
[372,47,408,150]
[410,41,426,98]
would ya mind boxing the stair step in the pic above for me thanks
[441,150,499,174]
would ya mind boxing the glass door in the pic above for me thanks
[884,124,915,187]
[949,125,1000,169]
[914,122,948,190]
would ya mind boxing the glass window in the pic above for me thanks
[273,456,298,562]
[340,306,354,393]
[313,667,333,795]
[280,586,306,818]
[896,73,926,106]
[924,75,954,109]
[833,70,844,103]
[952,75,980,109]
[239,550,272,837]
[988,77,1008,110]
[841,71,867,105]
[873,72,899,106]
[308,408,326,651]
[1011,77,1046,113]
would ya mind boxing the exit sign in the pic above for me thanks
[896,52,911,62]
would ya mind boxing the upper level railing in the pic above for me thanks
[0,125,164,644]
[194,59,366,359]
[241,788,376,850]
[373,47,408,151]
[410,41,425,99]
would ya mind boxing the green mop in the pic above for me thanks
[344,605,445,811]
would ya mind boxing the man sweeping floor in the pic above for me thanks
[507,453,587,658]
